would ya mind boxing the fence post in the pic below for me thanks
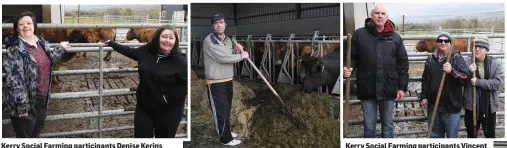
[466,38,471,52]
[98,45,104,138]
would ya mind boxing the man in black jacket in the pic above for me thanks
[343,4,409,138]
[420,32,470,138]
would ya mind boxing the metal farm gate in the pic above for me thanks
[2,23,188,138]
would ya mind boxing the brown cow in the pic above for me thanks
[88,28,116,61]
[126,28,182,43]
[416,39,469,53]
[45,29,100,83]
[300,43,338,57]
[126,28,157,43]
[37,28,70,43]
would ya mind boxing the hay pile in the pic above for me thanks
[190,72,257,138]
[249,84,339,148]
[189,72,339,147]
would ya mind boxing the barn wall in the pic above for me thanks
[2,5,44,23]
[236,16,340,36]
[235,3,340,36]
[343,3,355,35]
[353,3,372,30]
[191,3,339,38]
[191,3,237,38]
[164,5,185,21]
[42,5,51,23]
[48,5,64,23]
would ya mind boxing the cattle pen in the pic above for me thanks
[189,31,342,147]
[342,34,506,138]
[191,31,341,112]
[1,23,189,138]
[192,31,340,85]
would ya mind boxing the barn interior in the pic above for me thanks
[187,3,340,147]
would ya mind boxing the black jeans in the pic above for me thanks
[134,100,185,138]
[9,95,48,138]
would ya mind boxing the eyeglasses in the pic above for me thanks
[436,39,450,43]
[475,46,487,50]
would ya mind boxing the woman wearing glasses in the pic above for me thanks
[420,32,471,138]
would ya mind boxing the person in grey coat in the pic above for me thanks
[202,13,249,146]
[463,38,503,138]
[463,37,503,138]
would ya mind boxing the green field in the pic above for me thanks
[64,17,104,24]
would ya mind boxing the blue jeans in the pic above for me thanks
[427,104,461,138]
[360,99,394,138]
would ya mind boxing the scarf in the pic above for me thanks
[475,55,491,130]
[156,52,171,63]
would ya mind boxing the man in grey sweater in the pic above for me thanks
[203,13,249,146]
[463,37,503,138]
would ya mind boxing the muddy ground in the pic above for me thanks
[2,51,188,138]
[346,62,505,138]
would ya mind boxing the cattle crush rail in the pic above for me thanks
[342,34,505,138]
[2,23,189,138]
[191,31,341,94]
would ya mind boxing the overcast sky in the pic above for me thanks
[375,3,504,17]
[64,5,160,11]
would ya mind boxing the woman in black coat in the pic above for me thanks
[105,25,187,138]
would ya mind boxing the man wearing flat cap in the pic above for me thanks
[420,32,470,138]
[202,13,248,146]
[463,37,503,138]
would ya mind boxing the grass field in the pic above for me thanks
[64,17,104,24]
[64,17,162,24]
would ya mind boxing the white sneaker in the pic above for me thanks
[231,132,238,138]
[222,139,241,146]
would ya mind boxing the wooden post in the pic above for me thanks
[402,15,405,35]
[472,38,477,137]
[77,4,80,23]
[344,33,352,138]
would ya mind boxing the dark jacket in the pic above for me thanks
[2,36,66,119]
[351,18,409,100]
[108,41,188,109]
[420,49,470,113]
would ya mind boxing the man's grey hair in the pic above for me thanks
[370,4,388,15]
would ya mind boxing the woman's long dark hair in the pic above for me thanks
[147,25,180,53]
[12,11,38,36]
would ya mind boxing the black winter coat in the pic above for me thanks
[108,41,188,109]
[351,18,409,100]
